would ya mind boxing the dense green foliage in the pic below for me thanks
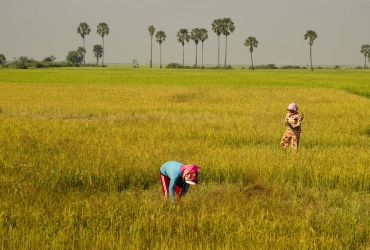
[93,44,103,66]
[14,62,28,69]
[42,55,56,62]
[0,54,6,64]
[66,50,83,64]
[166,62,184,68]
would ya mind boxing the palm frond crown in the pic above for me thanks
[77,22,91,38]
[244,36,259,52]
[199,29,208,42]
[361,44,370,55]
[221,18,235,36]
[148,25,156,36]
[190,28,201,45]
[97,22,110,37]
[211,19,223,36]
[155,31,166,44]
[304,30,317,46]
[176,29,190,46]
[93,45,103,57]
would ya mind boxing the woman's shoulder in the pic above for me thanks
[161,161,183,171]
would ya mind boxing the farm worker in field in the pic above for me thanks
[280,103,304,153]
[160,161,199,203]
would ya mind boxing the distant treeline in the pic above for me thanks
[1,18,369,70]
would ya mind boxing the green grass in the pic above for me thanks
[2,66,369,98]
[0,67,369,249]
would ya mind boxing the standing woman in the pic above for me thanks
[160,161,199,203]
[280,103,304,153]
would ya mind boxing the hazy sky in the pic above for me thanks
[1,0,369,66]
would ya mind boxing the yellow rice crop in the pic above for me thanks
[0,67,369,249]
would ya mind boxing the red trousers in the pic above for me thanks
[160,173,182,198]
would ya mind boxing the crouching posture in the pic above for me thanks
[160,161,199,203]
[280,103,304,153]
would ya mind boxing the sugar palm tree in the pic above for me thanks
[77,22,91,65]
[244,37,259,70]
[304,30,318,71]
[148,25,156,68]
[176,29,190,67]
[221,18,235,67]
[199,28,208,69]
[97,22,110,67]
[360,44,370,69]
[93,44,103,66]
[211,19,223,67]
[155,30,166,69]
[190,28,201,67]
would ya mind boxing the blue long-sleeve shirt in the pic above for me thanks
[160,161,189,202]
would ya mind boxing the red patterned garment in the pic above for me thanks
[280,111,304,152]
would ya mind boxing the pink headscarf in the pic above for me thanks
[287,103,298,112]
[180,164,199,185]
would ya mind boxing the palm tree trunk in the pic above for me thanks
[310,45,313,71]
[250,51,254,70]
[217,35,220,67]
[150,35,153,68]
[365,55,367,69]
[224,36,228,67]
[160,44,162,69]
[202,42,204,69]
[195,44,198,67]
[183,45,184,67]
[102,37,104,67]
[83,37,86,65]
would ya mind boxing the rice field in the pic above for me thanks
[0,66,369,249]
